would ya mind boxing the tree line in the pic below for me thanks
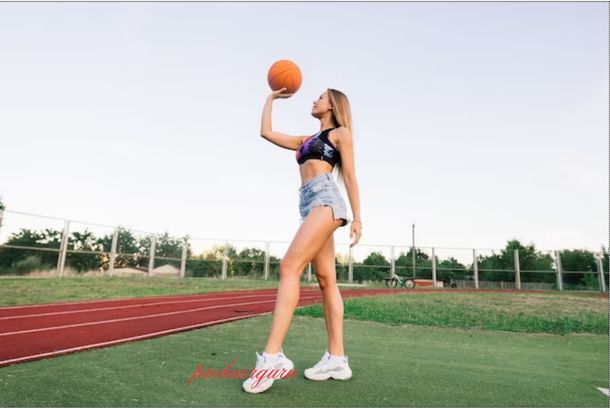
[0,226,607,288]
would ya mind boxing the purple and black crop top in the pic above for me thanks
[296,127,341,167]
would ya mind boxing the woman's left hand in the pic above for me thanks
[350,221,362,247]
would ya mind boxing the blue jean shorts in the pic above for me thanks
[298,172,350,227]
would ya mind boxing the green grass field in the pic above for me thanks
[0,276,283,307]
[295,291,609,335]
[0,277,607,406]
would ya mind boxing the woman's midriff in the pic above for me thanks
[299,160,334,186]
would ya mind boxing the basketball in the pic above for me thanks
[267,60,302,95]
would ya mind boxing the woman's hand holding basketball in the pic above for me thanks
[269,87,294,100]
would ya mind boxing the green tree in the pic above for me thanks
[395,248,431,278]
[559,249,599,289]
[477,240,555,283]
[438,256,468,280]
[233,247,266,278]
[353,251,389,283]
[0,228,61,275]
[65,229,104,272]
[188,243,237,278]
[96,228,142,269]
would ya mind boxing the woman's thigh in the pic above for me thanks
[282,206,342,275]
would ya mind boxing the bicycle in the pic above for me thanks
[383,274,416,289]
[383,275,457,289]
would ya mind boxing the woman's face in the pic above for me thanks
[311,91,332,118]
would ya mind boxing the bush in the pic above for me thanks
[14,255,49,275]
[577,273,601,290]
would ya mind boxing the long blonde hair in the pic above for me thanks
[327,88,353,189]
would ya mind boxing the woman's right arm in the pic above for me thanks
[260,89,307,151]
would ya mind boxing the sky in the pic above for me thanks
[0,2,608,263]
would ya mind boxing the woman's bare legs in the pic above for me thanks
[312,232,345,356]
[264,205,342,354]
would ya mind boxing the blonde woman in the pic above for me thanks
[242,88,362,393]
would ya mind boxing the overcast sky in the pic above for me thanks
[0,2,607,263]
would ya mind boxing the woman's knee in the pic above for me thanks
[279,259,305,279]
[316,272,337,290]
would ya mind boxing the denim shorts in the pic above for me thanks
[298,172,350,227]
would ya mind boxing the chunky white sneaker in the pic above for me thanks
[242,350,295,394]
[304,350,352,381]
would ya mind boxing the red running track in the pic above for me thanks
[0,286,418,368]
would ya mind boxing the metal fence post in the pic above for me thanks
[390,246,395,278]
[472,248,479,289]
[180,238,188,279]
[108,227,119,277]
[514,249,521,290]
[595,255,606,293]
[56,220,70,278]
[348,246,353,283]
[148,235,156,277]
[554,250,564,291]
[264,241,270,280]
[411,244,416,277]
[431,247,437,288]
[221,241,228,280]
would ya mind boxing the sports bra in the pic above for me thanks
[295,127,341,167]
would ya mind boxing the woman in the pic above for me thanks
[242,87,362,394]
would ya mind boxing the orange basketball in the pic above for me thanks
[267,60,302,95]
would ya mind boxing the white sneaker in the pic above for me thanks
[242,350,295,394]
[304,350,352,381]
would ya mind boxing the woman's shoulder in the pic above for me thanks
[328,126,352,149]
[329,126,351,136]
[330,126,351,139]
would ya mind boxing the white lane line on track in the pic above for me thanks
[0,293,283,320]
[0,311,273,367]
[0,295,322,337]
